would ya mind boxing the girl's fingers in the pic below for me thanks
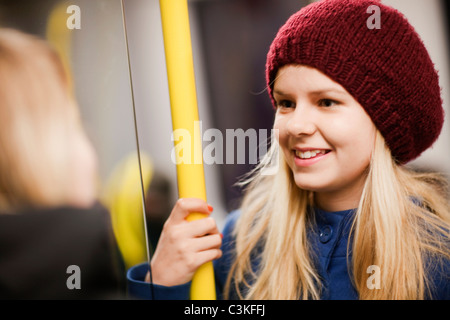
[195,248,223,267]
[150,197,220,286]
[190,233,222,253]
[168,198,213,224]
[185,216,220,238]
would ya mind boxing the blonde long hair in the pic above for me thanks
[0,29,93,212]
[225,131,450,299]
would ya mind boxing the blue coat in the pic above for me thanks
[127,208,450,300]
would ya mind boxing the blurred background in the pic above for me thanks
[1,0,449,269]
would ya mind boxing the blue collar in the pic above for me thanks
[309,207,356,258]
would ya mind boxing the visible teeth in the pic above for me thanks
[295,150,326,159]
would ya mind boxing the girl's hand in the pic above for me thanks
[149,198,222,286]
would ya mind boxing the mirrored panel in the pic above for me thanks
[0,0,150,273]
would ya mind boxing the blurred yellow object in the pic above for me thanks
[102,153,153,270]
[159,0,216,299]
[46,1,74,94]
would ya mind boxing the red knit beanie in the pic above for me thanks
[266,0,444,164]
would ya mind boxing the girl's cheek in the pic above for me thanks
[273,115,286,140]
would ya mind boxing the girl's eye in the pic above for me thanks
[318,99,338,107]
[276,100,295,109]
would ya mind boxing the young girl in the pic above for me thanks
[127,0,450,299]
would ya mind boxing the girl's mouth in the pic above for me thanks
[293,149,331,166]
[295,149,330,159]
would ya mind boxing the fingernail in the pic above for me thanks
[207,205,214,212]
[220,233,223,239]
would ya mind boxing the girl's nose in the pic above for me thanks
[286,104,317,137]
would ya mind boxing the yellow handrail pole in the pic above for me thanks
[159,0,216,300]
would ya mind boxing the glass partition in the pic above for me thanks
[0,0,150,270]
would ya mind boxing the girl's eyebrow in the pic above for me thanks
[273,88,347,97]
[273,90,289,96]
[309,88,347,96]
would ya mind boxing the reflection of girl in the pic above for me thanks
[128,0,449,299]
[0,29,123,299]
[0,29,98,211]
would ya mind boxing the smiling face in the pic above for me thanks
[273,65,377,211]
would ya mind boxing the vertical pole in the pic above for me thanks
[159,0,216,300]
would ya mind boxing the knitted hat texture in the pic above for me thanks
[266,0,444,163]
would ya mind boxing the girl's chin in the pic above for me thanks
[291,171,338,193]
[292,178,326,193]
